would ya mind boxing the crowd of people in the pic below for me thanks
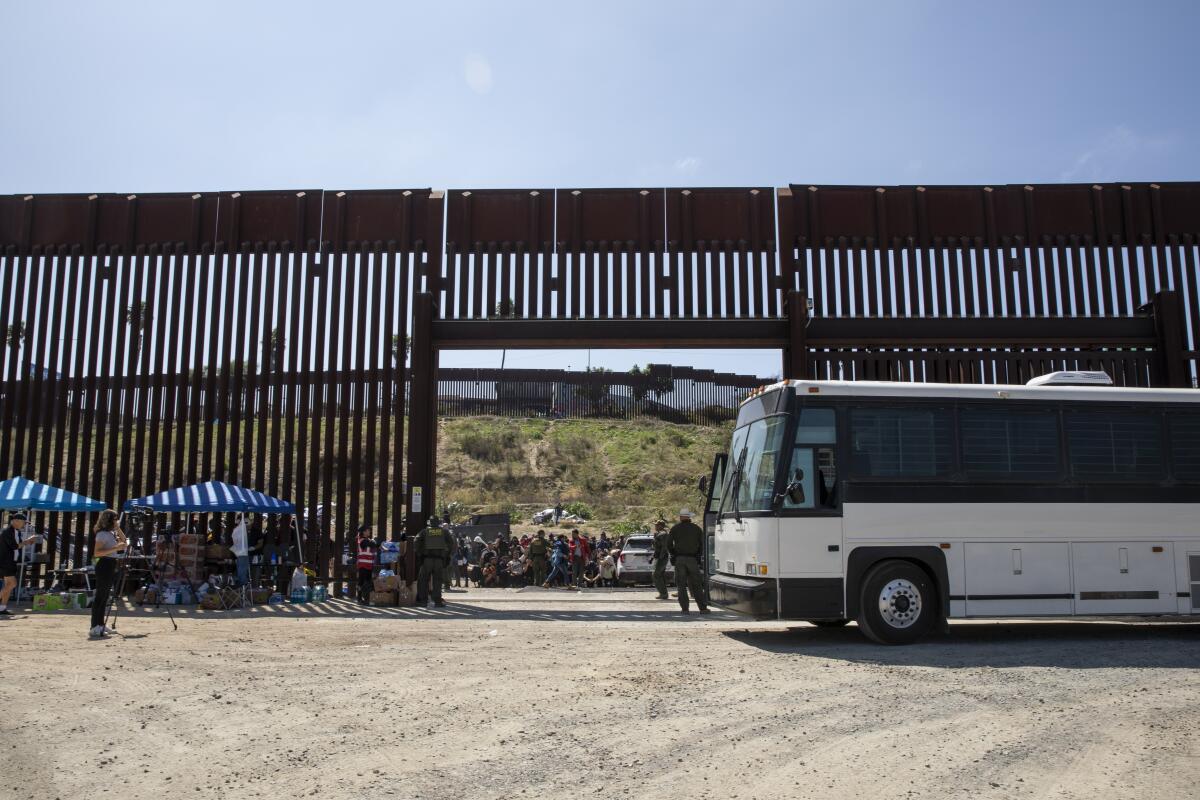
[394,507,712,613]
[450,528,622,590]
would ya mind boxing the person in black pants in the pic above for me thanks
[0,513,43,616]
[355,524,377,604]
[89,509,127,639]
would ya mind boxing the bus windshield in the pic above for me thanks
[722,414,788,514]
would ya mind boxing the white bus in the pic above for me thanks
[703,372,1200,644]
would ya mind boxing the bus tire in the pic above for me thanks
[807,619,850,628]
[856,560,938,645]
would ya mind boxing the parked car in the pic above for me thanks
[615,534,672,586]
[532,508,582,525]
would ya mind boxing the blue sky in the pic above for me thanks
[3,0,1198,378]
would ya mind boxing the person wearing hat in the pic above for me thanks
[413,516,449,607]
[354,523,377,605]
[667,508,709,614]
[0,513,43,616]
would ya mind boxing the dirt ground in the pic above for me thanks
[3,589,1198,800]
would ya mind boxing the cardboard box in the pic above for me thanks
[32,594,65,611]
[176,534,203,577]
[396,582,414,606]
[369,591,397,607]
[373,575,400,593]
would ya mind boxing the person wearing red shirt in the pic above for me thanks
[569,531,590,587]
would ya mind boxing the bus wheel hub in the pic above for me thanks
[879,579,921,628]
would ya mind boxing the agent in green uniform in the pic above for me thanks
[667,508,709,614]
[651,519,670,600]
[414,517,450,607]
[527,529,549,585]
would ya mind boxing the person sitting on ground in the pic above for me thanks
[582,556,602,588]
[482,560,498,587]
[508,555,525,586]
[599,551,617,587]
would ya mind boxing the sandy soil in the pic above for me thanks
[2,589,1198,800]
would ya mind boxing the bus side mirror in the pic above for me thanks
[786,468,806,505]
[698,476,708,495]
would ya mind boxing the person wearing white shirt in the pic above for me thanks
[231,515,250,586]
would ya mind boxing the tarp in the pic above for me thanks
[123,480,296,514]
[0,476,106,512]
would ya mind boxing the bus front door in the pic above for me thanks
[701,452,727,576]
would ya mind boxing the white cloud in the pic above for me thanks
[463,54,493,95]
[1058,125,1176,182]
[674,156,701,174]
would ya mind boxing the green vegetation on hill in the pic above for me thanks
[437,416,732,530]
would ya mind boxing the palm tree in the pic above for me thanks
[123,302,150,370]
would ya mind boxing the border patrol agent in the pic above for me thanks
[667,508,709,614]
[651,519,670,600]
[528,529,549,585]
[414,517,449,607]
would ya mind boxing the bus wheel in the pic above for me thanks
[807,619,850,628]
[857,560,937,645]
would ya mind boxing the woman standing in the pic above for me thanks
[89,510,127,640]
[355,524,377,604]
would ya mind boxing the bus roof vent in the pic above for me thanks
[1025,371,1114,387]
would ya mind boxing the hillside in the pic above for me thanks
[436,416,732,532]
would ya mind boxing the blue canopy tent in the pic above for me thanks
[0,476,106,601]
[123,481,295,515]
[0,475,106,512]
[123,480,301,562]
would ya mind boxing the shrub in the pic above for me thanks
[564,500,594,520]
[458,426,524,463]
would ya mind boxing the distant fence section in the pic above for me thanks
[437,364,762,424]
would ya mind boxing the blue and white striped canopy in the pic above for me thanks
[123,480,295,514]
[0,476,107,512]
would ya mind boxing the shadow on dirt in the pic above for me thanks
[723,620,1200,669]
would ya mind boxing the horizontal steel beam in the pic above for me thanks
[806,316,1158,347]
[432,319,790,349]
[432,315,1158,351]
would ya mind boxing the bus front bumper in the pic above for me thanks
[708,573,776,619]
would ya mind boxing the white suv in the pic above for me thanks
[615,534,673,586]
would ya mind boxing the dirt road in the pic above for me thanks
[3,589,1197,800]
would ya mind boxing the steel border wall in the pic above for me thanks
[1,181,1196,593]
